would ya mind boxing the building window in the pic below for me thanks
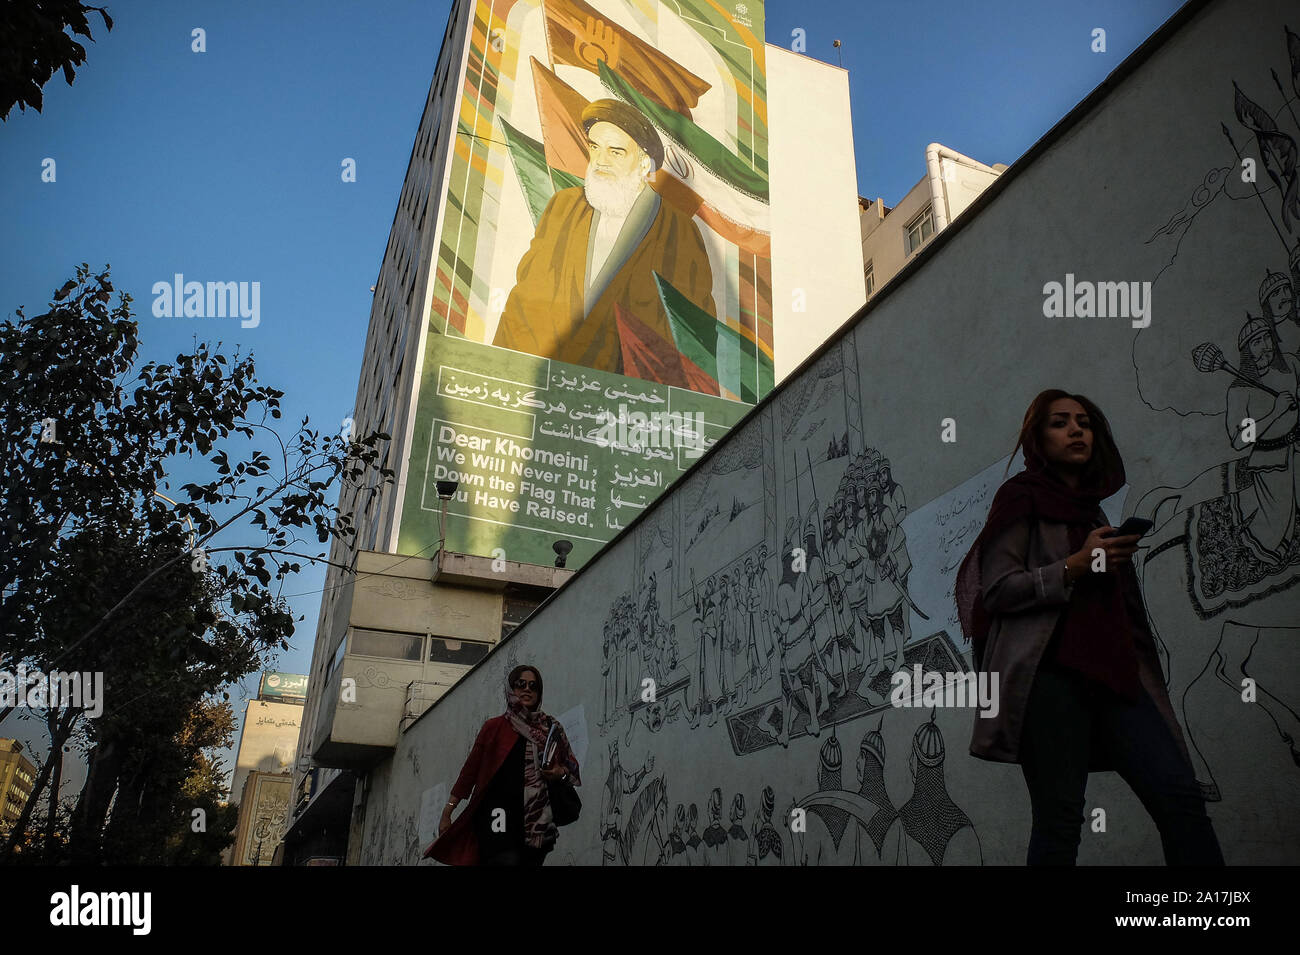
[427,636,490,666]
[905,205,935,255]
[326,637,347,680]
[864,261,875,297]
[349,628,423,662]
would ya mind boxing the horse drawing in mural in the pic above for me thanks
[1135,458,1300,801]
[615,775,669,866]
[1130,285,1300,801]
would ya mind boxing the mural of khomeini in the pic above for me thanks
[491,98,716,374]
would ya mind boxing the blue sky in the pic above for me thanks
[0,0,1184,789]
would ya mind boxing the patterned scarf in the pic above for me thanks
[503,682,581,849]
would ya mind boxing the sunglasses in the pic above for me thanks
[513,679,539,691]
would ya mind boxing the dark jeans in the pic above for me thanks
[1018,660,1224,866]
[479,844,551,866]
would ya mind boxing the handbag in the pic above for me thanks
[543,724,582,826]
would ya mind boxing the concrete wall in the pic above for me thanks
[357,0,1300,865]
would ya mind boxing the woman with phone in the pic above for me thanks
[956,389,1223,865]
[423,664,581,866]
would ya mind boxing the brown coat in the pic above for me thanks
[968,511,1191,770]
[491,185,715,374]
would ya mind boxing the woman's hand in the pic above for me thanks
[438,808,454,836]
[540,758,569,782]
[1069,526,1141,577]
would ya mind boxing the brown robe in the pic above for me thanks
[492,183,715,373]
[968,512,1191,770]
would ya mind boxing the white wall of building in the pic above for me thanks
[768,46,865,381]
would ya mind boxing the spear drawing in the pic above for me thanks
[1271,68,1300,134]
[803,447,849,679]
[1192,340,1280,397]
[1222,122,1291,251]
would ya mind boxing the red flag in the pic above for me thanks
[615,303,718,395]
[531,57,591,178]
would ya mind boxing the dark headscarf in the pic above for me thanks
[955,447,1144,701]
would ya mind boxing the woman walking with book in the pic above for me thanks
[424,664,581,866]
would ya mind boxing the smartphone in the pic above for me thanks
[1103,517,1153,539]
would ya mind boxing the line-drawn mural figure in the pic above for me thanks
[726,793,749,866]
[851,718,900,864]
[663,623,681,678]
[792,718,901,866]
[755,543,776,681]
[747,785,787,866]
[685,803,703,864]
[896,712,981,865]
[856,475,915,697]
[1136,307,1300,799]
[838,476,875,699]
[667,804,691,865]
[491,98,716,375]
[624,694,697,746]
[1129,43,1300,801]
[623,597,640,710]
[792,731,855,864]
[627,776,671,866]
[601,619,616,728]
[700,786,729,865]
[1283,245,1300,347]
[1261,265,1296,343]
[640,570,677,682]
[880,457,907,524]
[718,573,739,713]
[820,501,858,678]
[1226,314,1300,565]
[733,572,752,700]
[802,492,849,705]
[600,740,655,865]
[638,610,657,698]
[707,575,732,720]
[765,513,829,745]
[742,557,765,696]
[690,570,722,726]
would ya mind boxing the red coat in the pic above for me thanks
[423,716,519,866]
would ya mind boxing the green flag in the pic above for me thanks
[599,61,769,202]
[499,117,583,226]
[654,273,773,403]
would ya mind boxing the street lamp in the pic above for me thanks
[435,481,458,575]
[552,539,572,568]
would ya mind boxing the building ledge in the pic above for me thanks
[432,548,576,591]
